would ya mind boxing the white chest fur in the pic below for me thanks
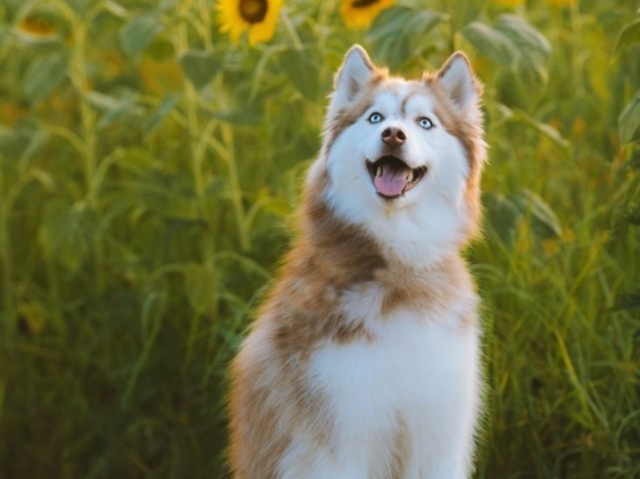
[278,303,481,479]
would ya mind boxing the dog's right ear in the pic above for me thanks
[327,45,375,118]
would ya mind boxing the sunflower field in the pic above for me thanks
[0,0,639,477]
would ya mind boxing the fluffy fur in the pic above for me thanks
[229,45,487,479]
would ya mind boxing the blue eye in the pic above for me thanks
[419,117,434,130]
[368,112,383,124]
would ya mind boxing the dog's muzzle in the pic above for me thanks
[366,156,428,199]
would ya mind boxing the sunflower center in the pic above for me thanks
[351,0,380,7]
[238,0,268,24]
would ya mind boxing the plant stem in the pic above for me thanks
[0,157,12,336]
[225,123,249,251]
[68,9,104,296]
[177,0,205,203]
[281,12,303,51]
[69,21,97,205]
[197,0,213,50]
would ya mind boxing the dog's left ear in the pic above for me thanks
[437,52,482,113]
[327,45,376,118]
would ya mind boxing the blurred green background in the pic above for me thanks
[0,0,639,477]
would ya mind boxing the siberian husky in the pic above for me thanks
[229,45,487,479]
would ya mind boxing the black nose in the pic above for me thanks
[381,127,407,147]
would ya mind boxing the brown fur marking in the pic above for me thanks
[389,411,411,479]
[376,255,472,317]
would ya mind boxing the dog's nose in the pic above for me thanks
[381,127,407,147]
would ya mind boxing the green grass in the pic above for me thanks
[0,0,639,477]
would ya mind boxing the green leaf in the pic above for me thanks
[31,168,57,192]
[211,109,262,125]
[118,148,158,172]
[623,206,640,226]
[183,263,217,314]
[17,302,48,335]
[1,0,23,15]
[613,290,640,311]
[619,89,640,144]
[83,90,144,129]
[121,290,166,409]
[83,91,121,110]
[484,190,562,245]
[483,191,522,245]
[146,36,176,61]
[143,94,181,136]
[614,17,640,56]
[623,148,640,171]
[179,50,222,89]
[0,25,10,46]
[510,107,570,149]
[367,7,445,70]
[23,52,68,104]
[38,199,95,271]
[119,14,163,59]
[130,172,201,220]
[157,0,179,11]
[64,0,100,14]
[462,21,519,69]
[279,47,321,100]
[0,118,48,169]
[511,190,562,240]
[495,14,551,80]
[98,97,142,129]
[495,15,551,58]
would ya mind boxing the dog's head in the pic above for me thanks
[307,45,486,267]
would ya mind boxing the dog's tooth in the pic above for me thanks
[376,165,383,177]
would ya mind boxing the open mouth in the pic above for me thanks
[366,156,428,199]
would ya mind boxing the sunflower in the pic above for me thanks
[340,0,394,30]
[16,7,65,42]
[217,0,283,45]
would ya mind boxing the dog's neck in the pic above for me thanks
[293,171,460,286]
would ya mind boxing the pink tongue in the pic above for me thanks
[374,165,411,197]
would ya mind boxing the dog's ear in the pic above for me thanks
[327,45,375,117]
[437,52,482,113]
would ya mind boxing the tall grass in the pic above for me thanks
[0,0,638,478]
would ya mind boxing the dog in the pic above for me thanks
[228,44,487,479]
